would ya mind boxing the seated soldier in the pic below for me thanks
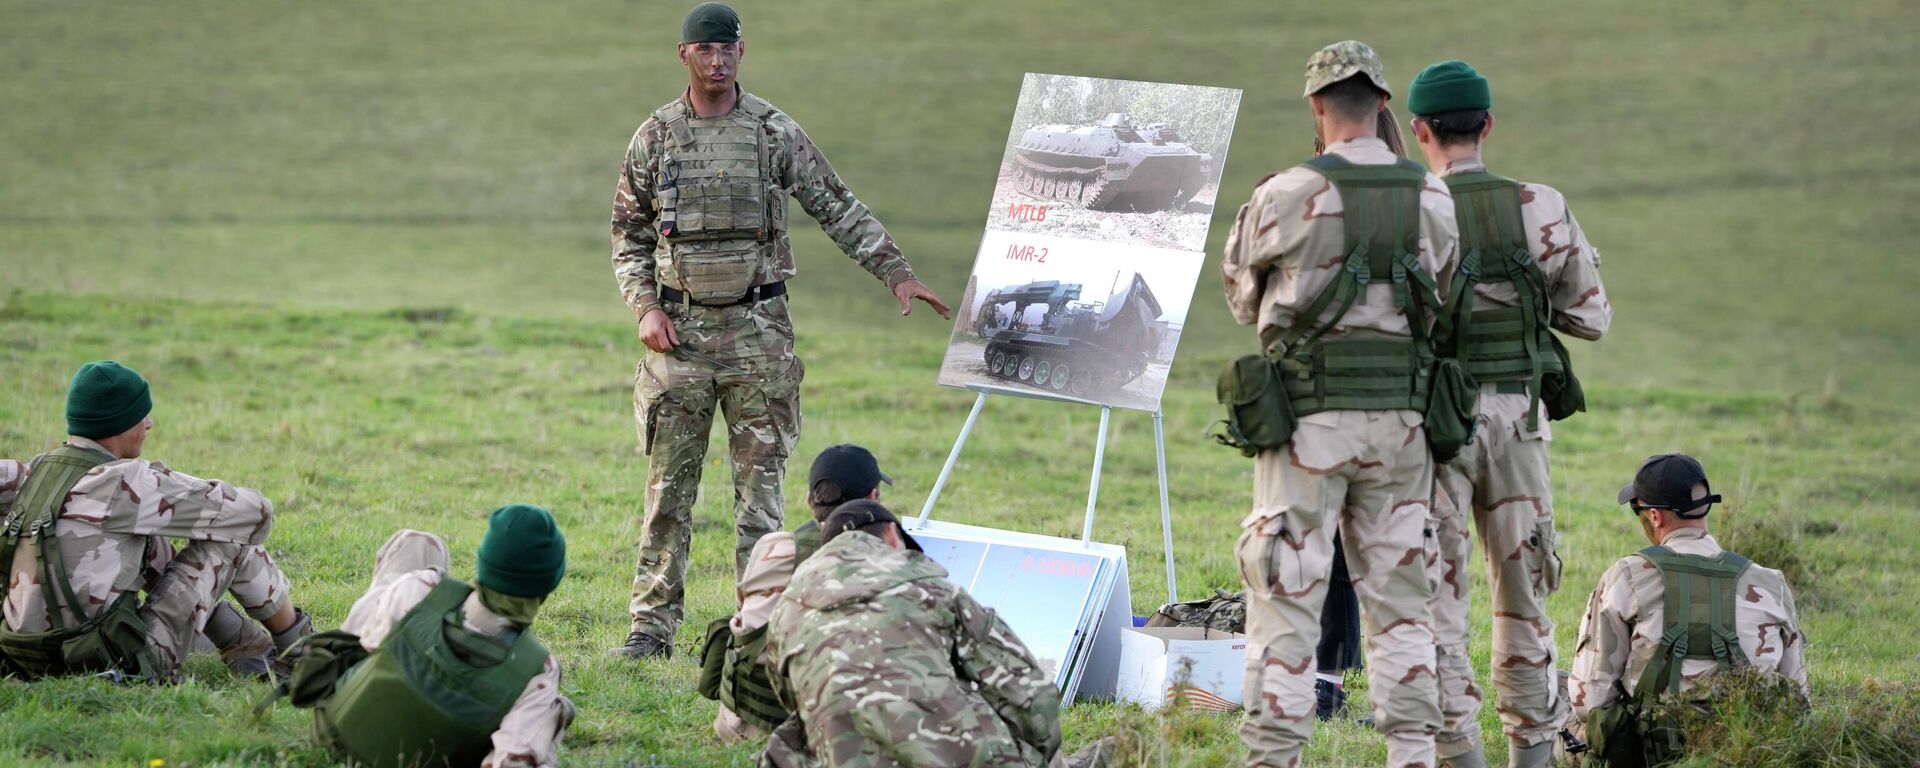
[1567,454,1808,766]
[294,507,573,768]
[0,361,311,681]
[705,443,893,742]
[761,500,1063,768]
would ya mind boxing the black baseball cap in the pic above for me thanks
[822,499,922,552]
[1617,453,1722,519]
[808,444,893,506]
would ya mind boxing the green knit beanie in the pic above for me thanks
[681,2,741,44]
[475,504,567,598]
[66,361,153,439]
[1408,60,1491,116]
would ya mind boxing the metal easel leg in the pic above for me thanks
[1081,406,1112,545]
[1154,409,1176,606]
[918,391,989,525]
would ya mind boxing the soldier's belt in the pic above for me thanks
[660,281,788,308]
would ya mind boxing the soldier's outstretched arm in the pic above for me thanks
[88,461,274,547]
[951,590,1064,759]
[778,121,920,291]
[612,125,665,321]
[1547,202,1612,341]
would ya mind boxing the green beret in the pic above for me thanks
[66,361,152,439]
[1408,60,1491,116]
[475,504,568,598]
[681,2,741,44]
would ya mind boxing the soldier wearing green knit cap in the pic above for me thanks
[610,1,949,660]
[1408,59,1614,768]
[295,507,574,768]
[1,360,313,682]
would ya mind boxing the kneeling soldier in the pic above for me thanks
[1,361,311,681]
[291,508,573,768]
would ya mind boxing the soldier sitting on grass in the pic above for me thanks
[0,360,313,682]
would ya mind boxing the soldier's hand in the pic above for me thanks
[893,279,951,320]
[638,308,679,353]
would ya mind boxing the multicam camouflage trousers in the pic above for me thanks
[1429,392,1568,756]
[1237,410,1441,768]
[142,537,292,679]
[628,296,803,641]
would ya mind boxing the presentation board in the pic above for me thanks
[938,73,1243,412]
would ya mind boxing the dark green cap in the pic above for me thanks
[681,2,742,44]
[1408,60,1492,116]
[475,504,568,598]
[66,361,152,439]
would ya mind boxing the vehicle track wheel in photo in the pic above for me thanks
[1034,360,1052,386]
[1051,363,1071,391]
[1004,355,1021,377]
[990,351,1007,377]
[1070,369,1091,396]
[1018,356,1035,381]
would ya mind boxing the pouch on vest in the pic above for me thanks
[696,617,731,702]
[698,617,788,732]
[1210,354,1294,458]
[1424,356,1478,464]
[1541,332,1586,421]
[270,629,373,709]
[1582,682,1647,768]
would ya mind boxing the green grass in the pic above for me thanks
[1,0,1917,765]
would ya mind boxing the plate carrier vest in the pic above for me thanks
[650,93,789,303]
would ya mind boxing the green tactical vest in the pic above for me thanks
[1584,546,1753,768]
[316,577,550,768]
[0,445,158,680]
[697,618,789,732]
[1271,154,1439,416]
[1440,171,1566,430]
[650,93,789,303]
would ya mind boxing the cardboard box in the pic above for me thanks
[1115,626,1248,712]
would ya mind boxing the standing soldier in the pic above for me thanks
[0,361,312,682]
[1406,60,1614,768]
[1221,41,1459,767]
[608,2,949,658]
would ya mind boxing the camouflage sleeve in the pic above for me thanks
[1568,559,1636,719]
[1419,172,1461,309]
[0,460,26,519]
[951,589,1063,760]
[1771,575,1809,695]
[775,117,916,289]
[483,655,571,768]
[88,461,274,546]
[1545,200,1612,341]
[612,123,663,317]
[1220,199,1266,326]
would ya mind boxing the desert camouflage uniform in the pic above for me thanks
[1222,136,1460,767]
[341,530,573,768]
[1427,161,1612,758]
[762,531,1062,768]
[714,530,798,742]
[1566,528,1807,743]
[1,437,291,680]
[612,87,918,643]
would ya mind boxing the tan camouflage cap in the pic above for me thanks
[1304,40,1392,99]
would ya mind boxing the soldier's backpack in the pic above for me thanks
[0,445,159,680]
[307,577,549,768]
[1584,547,1753,767]
[1144,589,1246,633]
[1439,171,1586,429]
[697,618,791,733]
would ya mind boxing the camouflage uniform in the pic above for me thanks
[762,531,1063,767]
[340,529,574,768]
[714,530,798,742]
[612,87,918,643]
[1566,528,1808,741]
[0,437,291,680]
[1427,161,1612,759]
[1222,132,1460,768]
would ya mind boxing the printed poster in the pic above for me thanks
[939,73,1242,412]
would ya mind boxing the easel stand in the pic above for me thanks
[916,384,1180,606]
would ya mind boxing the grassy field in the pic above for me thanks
[2,0,1917,765]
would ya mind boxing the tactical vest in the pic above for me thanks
[1272,155,1439,415]
[697,618,789,732]
[650,93,789,303]
[316,578,549,768]
[1441,171,1566,429]
[1585,546,1753,768]
[0,445,158,680]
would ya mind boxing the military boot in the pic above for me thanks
[1437,731,1489,768]
[610,629,672,660]
[1508,738,1556,768]
[203,602,273,679]
[268,607,315,677]
[1315,678,1349,720]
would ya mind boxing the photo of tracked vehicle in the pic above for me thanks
[973,274,1164,397]
[1010,113,1211,213]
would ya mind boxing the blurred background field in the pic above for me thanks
[1,0,1916,765]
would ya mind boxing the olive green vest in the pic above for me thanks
[650,93,789,303]
[1272,155,1439,415]
[316,577,549,768]
[0,445,158,680]
[1441,171,1565,429]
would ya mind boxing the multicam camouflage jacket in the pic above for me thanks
[764,531,1062,768]
[1,437,278,634]
[611,87,917,318]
